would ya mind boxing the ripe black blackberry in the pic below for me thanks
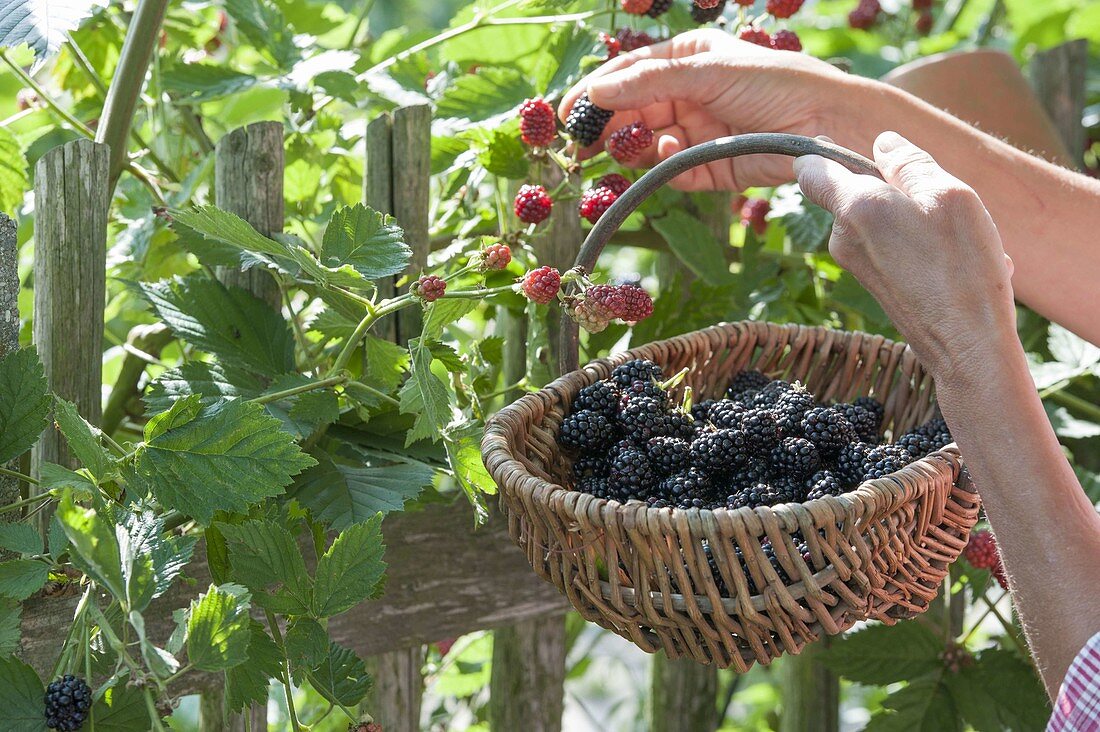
[573,380,621,418]
[751,379,793,409]
[647,436,690,476]
[852,396,884,436]
[660,468,712,507]
[690,428,748,474]
[691,399,716,423]
[862,444,913,481]
[620,379,669,408]
[565,93,615,147]
[572,454,609,479]
[739,408,780,453]
[838,401,882,443]
[647,496,672,509]
[731,457,770,492]
[691,0,727,22]
[805,470,843,500]
[708,400,746,428]
[647,0,674,16]
[769,383,816,436]
[896,430,936,459]
[800,406,856,457]
[770,437,820,478]
[611,358,664,389]
[835,441,872,486]
[608,446,656,499]
[576,474,611,499]
[559,409,615,452]
[728,482,770,509]
[660,409,697,440]
[618,396,666,442]
[44,674,91,731]
[726,369,770,401]
[763,477,801,506]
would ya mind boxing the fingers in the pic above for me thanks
[872,131,969,202]
[793,153,889,216]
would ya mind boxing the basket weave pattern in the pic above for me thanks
[483,321,980,670]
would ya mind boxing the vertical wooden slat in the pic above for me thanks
[214,122,284,307]
[361,105,430,732]
[390,104,431,345]
[31,139,109,498]
[489,617,568,732]
[649,654,718,732]
[778,638,839,732]
[0,213,19,509]
[1030,39,1088,170]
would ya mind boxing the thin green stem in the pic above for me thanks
[347,380,401,407]
[0,467,38,486]
[144,688,168,731]
[51,585,93,680]
[265,610,303,732]
[344,0,377,49]
[250,374,349,405]
[960,601,997,646]
[980,592,1030,658]
[326,295,414,377]
[0,493,50,515]
[441,284,517,299]
[66,40,109,95]
[1048,388,1100,423]
[101,431,129,458]
[0,51,95,136]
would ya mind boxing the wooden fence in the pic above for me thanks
[5,38,1088,731]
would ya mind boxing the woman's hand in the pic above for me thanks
[795,131,1018,382]
[559,29,852,190]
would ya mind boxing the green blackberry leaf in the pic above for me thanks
[306,642,372,708]
[652,210,733,287]
[363,335,409,394]
[320,204,410,281]
[144,362,263,415]
[223,0,299,68]
[227,622,282,711]
[0,129,27,216]
[143,393,203,442]
[822,621,942,685]
[0,599,21,658]
[57,496,126,600]
[285,617,328,679]
[0,560,47,600]
[952,649,1051,731]
[399,337,453,445]
[216,520,313,615]
[865,673,961,732]
[187,583,253,671]
[0,656,45,731]
[127,399,315,525]
[52,397,113,479]
[161,63,258,103]
[0,523,42,555]
[88,684,153,732]
[311,516,386,618]
[38,463,96,499]
[0,348,51,464]
[780,198,833,253]
[435,67,535,123]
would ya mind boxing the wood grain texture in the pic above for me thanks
[31,139,110,485]
[0,213,19,508]
[489,616,568,732]
[649,655,719,732]
[1031,39,1088,170]
[777,638,838,732]
[364,113,397,343]
[391,104,431,344]
[366,647,426,732]
[214,122,284,307]
[19,499,567,695]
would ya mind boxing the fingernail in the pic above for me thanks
[589,81,621,100]
[876,131,905,151]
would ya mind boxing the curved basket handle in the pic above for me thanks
[558,133,881,375]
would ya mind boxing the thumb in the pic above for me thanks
[587,55,725,111]
[873,131,964,202]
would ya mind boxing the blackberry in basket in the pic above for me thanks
[574,380,621,418]
[726,369,771,401]
[611,358,663,388]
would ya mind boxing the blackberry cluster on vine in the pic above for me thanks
[559,360,954,512]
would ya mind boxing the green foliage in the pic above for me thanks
[0,657,46,731]
[0,348,51,464]
[186,584,253,671]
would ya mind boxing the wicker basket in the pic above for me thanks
[480,135,980,670]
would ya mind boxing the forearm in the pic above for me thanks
[933,342,1100,698]
[831,78,1100,344]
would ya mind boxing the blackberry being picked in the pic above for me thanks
[726,369,771,401]
[862,444,914,481]
[739,408,780,453]
[770,437,820,478]
[44,675,91,731]
[559,409,616,452]
[611,358,664,389]
[805,470,843,500]
[619,396,667,442]
[573,380,621,418]
[691,428,748,475]
[691,0,727,22]
[565,93,614,147]
[647,437,690,476]
[609,446,657,499]
[800,406,856,457]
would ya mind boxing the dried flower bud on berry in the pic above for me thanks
[620,0,654,14]
[413,275,446,302]
[479,242,511,271]
[579,186,619,224]
[770,29,802,52]
[521,266,561,304]
[741,198,770,234]
[600,32,622,59]
[616,28,657,52]
[607,121,654,163]
[738,27,772,46]
[766,0,804,18]
[514,184,553,224]
[518,98,557,147]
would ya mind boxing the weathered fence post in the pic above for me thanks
[362,104,432,732]
[487,161,574,732]
[1030,39,1088,170]
[778,639,839,732]
[0,213,20,511]
[214,122,284,308]
[205,120,288,732]
[31,140,110,521]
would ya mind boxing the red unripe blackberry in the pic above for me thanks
[579,186,619,224]
[616,28,657,52]
[691,0,727,22]
[993,564,1008,590]
[521,266,561,304]
[620,0,654,15]
[766,0,804,18]
[598,173,632,196]
[518,98,557,147]
[479,242,511,271]
[732,0,755,4]
[738,27,772,47]
[514,184,553,224]
[915,9,933,35]
[600,32,622,59]
[647,0,674,17]
[570,297,614,333]
[964,529,1000,570]
[912,0,932,8]
[694,0,722,7]
[565,93,615,147]
[435,638,456,656]
[849,0,881,29]
[413,275,446,302]
[587,283,653,323]
[607,121,654,162]
[770,29,803,52]
[741,197,770,234]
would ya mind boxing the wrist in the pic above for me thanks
[927,330,1031,404]
[818,76,929,159]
